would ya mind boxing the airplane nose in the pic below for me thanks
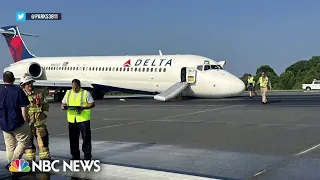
[230,79,246,95]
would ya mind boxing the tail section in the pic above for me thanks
[0,25,37,62]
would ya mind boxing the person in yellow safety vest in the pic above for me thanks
[256,71,272,104]
[20,73,51,162]
[61,79,95,160]
[247,74,257,98]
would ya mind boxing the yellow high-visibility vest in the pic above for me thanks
[259,76,268,88]
[66,89,91,123]
[248,77,255,85]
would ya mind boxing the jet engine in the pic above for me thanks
[4,61,43,79]
[27,62,42,79]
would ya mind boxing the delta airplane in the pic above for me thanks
[0,25,245,102]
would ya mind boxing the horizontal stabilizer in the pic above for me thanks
[154,82,189,101]
[0,79,93,88]
[0,29,38,37]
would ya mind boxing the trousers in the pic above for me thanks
[2,122,30,163]
[25,124,51,161]
[261,87,268,103]
[68,121,92,160]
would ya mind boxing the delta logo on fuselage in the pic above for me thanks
[123,59,172,67]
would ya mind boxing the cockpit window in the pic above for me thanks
[203,64,223,71]
[197,65,203,71]
[211,65,223,69]
[197,64,223,71]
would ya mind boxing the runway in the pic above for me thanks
[0,92,320,179]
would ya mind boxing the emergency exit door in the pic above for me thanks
[181,68,186,82]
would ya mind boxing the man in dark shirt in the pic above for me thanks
[0,71,30,170]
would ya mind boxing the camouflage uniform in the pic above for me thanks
[24,89,51,161]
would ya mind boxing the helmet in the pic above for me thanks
[20,73,35,86]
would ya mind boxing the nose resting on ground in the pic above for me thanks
[230,78,246,95]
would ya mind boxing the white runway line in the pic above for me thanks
[158,105,244,119]
[295,143,320,156]
[56,105,243,136]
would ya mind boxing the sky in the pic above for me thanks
[0,0,320,77]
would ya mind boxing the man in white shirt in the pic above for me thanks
[61,79,95,160]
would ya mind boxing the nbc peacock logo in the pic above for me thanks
[9,159,31,172]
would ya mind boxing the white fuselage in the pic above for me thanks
[3,54,245,98]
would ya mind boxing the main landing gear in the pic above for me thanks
[53,88,105,102]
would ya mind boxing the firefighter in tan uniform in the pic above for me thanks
[20,74,51,162]
[256,71,272,104]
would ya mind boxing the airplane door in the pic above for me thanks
[186,67,196,83]
[181,67,186,82]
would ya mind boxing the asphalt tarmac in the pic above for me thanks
[0,91,320,179]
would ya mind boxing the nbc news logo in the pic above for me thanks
[16,11,26,22]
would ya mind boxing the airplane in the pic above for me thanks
[0,25,245,102]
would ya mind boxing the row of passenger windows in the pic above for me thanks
[43,66,167,73]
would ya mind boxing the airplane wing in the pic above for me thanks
[0,79,94,88]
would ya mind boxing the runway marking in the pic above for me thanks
[147,120,320,128]
[295,143,320,156]
[247,141,320,180]
[150,120,205,123]
[157,105,244,119]
[55,105,242,136]
[96,104,220,108]
[55,120,146,136]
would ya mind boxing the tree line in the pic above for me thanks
[240,56,320,90]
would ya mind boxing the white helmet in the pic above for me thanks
[20,73,35,86]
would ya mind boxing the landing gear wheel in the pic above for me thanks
[92,91,104,100]
[53,88,67,102]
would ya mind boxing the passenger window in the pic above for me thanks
[159,68,162,72]
[150,68,153,72]
[146,68,149,72]
[163,68,166,72]
[155,68,157,72]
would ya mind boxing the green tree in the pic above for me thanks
[239,56,320,90]
[276,71,295,90]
